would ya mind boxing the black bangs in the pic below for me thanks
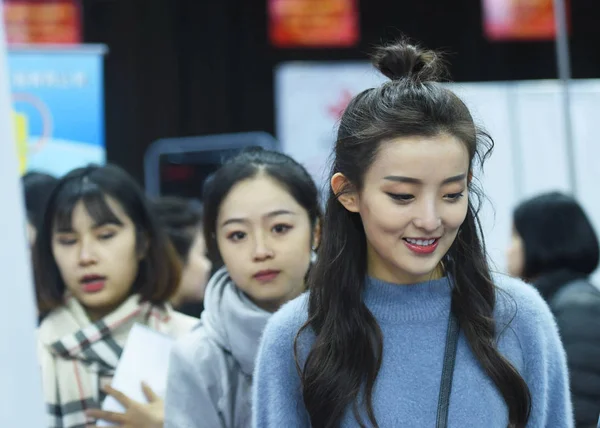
[52,177,123,232]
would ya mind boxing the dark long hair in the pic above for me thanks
[294,40,531,427]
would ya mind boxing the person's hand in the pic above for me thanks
[86,382,164,428]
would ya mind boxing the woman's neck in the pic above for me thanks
[84,301,124,322]
[368,260,446,285]
[85,308,110,322]
[246,281,306,313]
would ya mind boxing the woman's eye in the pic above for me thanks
[444,192,464,202]
[227,231,246,242]
[387,193,414,202]
[98,232,116,240]
[272,224,292,234]
[57,237,77,246]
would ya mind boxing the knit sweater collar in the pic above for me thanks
[363,276,453,323]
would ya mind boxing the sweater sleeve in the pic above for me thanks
[498,278,575,427]
[252,296,311,428]
[164,335,224,428]
[526,310,573,427]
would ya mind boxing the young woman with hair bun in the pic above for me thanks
[253,40,573,428]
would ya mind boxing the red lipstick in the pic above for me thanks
[80,274,106,293]
[403,238,440,255]
[253,270,280,283]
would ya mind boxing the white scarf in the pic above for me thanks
[37,294,195,428]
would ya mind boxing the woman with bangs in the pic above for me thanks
[34,164,197,428]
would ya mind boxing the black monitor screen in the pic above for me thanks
[158,148,243,199]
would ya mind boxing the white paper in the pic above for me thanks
[97,323,175,426]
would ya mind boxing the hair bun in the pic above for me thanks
[372,40,447,83]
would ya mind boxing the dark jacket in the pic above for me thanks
[535,270,600,428]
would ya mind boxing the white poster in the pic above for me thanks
[275,62,385,194]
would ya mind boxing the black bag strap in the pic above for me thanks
[436,312,460,428]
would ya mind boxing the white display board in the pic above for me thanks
[275,62,600,278]
[275,62,384,195]
[0,4,46,426]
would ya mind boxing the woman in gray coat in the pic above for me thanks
[164,148,321,428]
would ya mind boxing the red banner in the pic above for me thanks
[482,0,567,41]
[3,0,82,45]
[269,0,359,48]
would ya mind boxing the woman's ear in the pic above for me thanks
[312,218,322,250]
[331,173,360,213]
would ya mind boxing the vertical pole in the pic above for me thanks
[553,0,578,195]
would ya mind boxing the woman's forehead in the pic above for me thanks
[369,135,469,183]
[218,176,302,221]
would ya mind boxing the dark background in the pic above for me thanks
[82,0,600,186]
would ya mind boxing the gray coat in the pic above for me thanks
[164,268,271,428]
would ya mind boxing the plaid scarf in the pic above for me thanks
[37,294,195,428]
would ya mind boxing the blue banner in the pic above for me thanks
[7,45,106,176]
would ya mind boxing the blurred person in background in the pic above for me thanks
[253,40,572,427]
[34,164,197,428]
[22,171,58,246]
[153,196,212,317]
[22,171,59,322]
[507,191,600,427]
[164,148,321,428]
